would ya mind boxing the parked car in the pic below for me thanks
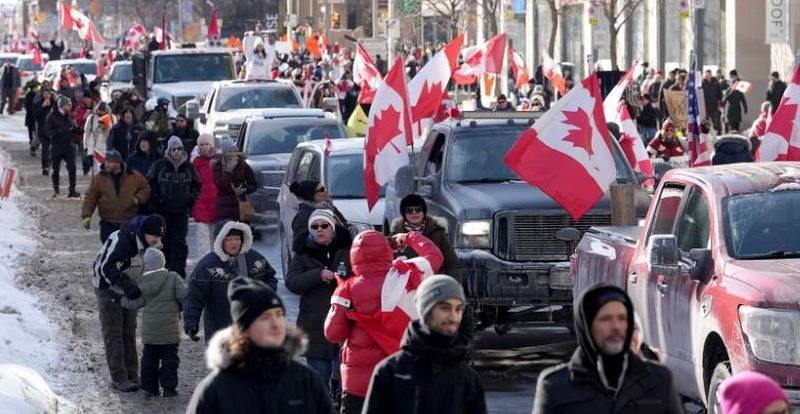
[384,111,650,333]
[278,138,384,271]
[191,79,304,139]
[100,61,132,102]
[42,58,98,87]
[571,162,800,412]
[236,108,347,224]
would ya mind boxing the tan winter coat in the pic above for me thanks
[81,167,150,224]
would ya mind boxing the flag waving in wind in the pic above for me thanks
[758,58,800,161]
[352,43,383,104]
[687,52,711,167]
[542,51,566,96]
[603,59,639,124]
[408,33,463,136]
[509,48,530,89]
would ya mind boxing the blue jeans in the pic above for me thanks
[306,352,341,388]
[641,127,657,145]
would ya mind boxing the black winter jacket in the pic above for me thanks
[712,135,754,165]
[362,321,487,414]
[285,225,352,360]
[93,215,150,291]
[171,125,200,154]
[183,221,277,342]
[44,108,76,148]
[108,122,142,161]
[187,325,330,414]
[146,155,201,214]
[724,89,748,124]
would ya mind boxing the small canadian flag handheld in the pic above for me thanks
[324,132,332,157]
[732,80,753,94]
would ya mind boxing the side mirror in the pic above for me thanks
[393,164,415,199]
[648,234,680,267]
[689,248,712,281]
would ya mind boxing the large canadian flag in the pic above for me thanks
[483,33,507,74]
[61,2,92,40]
[603,59,639,124]
[617,101,655,188]
[453,46,483,85]
[509,47,530,88]
[542,51,566,95]
[408,33,463,136]
[364,57,414,210]
[758,62,800,161]
[505,72,617,220]
[352,43,383,104]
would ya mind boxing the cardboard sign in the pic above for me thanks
[664,90,688,130]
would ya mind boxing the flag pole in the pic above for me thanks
[586,54,594,76]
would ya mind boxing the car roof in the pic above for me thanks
[217,79,291,88]
[18,53,49,61]
[666,162,800,196]
[245,116,341,128]
[151,49,232,56]
[435,117,537,131]
[53,58,95,64]
[111,61,132,67]
[298,138,365,155]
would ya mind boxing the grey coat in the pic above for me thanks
[121,268,187,345]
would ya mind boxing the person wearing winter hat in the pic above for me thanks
[127,130,160,181]
[532,284,681,413]
[146,135,201,278]
[289,180,347,245]
[191,133,218,250]
[212,136,257,222]
[117,248,186,398]
[362,275,486,414]
[325,230,444,413]
[45,94,81,198]
[171,113,199,154]
[93,213,165,393]
[218,136,235,154]
[187,277,331,414]
[647,118,686,161]
[81,149,151,242]
[712,134,754,165]
[83,100,114,174]
[719,371,789,414]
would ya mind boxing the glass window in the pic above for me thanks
[724,190,800,259]
[294,151,315,182]
[69,62,97,75]
[246,122,345,155]
[324,154,385,198]
[109,64,132,82]
[648,185,686,238]
[215,86,301,112]
[676,187,710,251]
[154,54,234,83]
[17,58,42,71]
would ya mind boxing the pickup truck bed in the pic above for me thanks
[572,226,641,295]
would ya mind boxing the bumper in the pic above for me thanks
[458,248,573,306]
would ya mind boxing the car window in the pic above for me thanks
[236,123,248,149]
[285,150,303,185]
[423,133,446,176]
[109,64,132,82]
[308,154,321,182]
[724,190,800,259]
[325,153,386,198]
[215,86,302,112]
[154,53,234,83]
[648,184,686,239]
[294,151,314,183]
[246,122,345,155]
[675,187,710,251]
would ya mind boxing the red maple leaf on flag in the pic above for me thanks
[770,98,798,140]
[367,106,404,156]
[561,109,594,156]
[411,80,444,123]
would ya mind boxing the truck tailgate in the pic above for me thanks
[572,226,641,296]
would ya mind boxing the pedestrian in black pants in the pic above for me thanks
[45,96,80,198]
[146,136,201,277]
[34,88,55,175]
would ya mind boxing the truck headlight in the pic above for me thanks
[739,306,800,366]
[457,220,491,249]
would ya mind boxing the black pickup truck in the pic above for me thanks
[385,112,650,333]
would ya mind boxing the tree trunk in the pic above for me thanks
[548,0,558,57]
[610,27,619,71]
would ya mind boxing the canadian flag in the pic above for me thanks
[542,51,567,95]
[124,24,148,50]
[732,80,753,94]
[603,59,639,124]
[483,33,507,74]
[158,12,168,50]
[207,7,220,40]
[408,33,463,136]
[352,42,382,104]
[617,101,654,188]
[509,47,529,89]
[61,2,92,40]
[504,72,617,220]
[758,62,800,161]
[364,57,414,211]
[31,45,43,66]
[88,22,106,77]
[453,46,484,85]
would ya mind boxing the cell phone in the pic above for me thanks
[387,236,399,250]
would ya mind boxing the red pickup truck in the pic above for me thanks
[571,162,800,412]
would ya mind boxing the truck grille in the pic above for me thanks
[495,211,612,261]
[261,171,285,188]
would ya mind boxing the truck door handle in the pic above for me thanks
[628,273,638,285]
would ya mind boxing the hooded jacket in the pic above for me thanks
[390,215,461,283]
[127,132,159,178]
[81,163,150,224]
[362,321,487,414]
[83,112,112,156]
[532,284,682,414]
[324,231,444,398]
[44,107,76,147]
[183,221,278,342]
[120,267,186,344]
[285,225,353,360]
[187,325,330,414]
[712,135,754,165]
[146,145,202,214]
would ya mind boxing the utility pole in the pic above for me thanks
[324,0,329,41]
[387,0,395,59]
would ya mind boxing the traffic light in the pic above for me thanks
[331,12,340,29]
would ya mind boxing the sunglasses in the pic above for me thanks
[405,206,424,214]
[316,186,326,193]
[169,147,184,152]
[310,223,330,230]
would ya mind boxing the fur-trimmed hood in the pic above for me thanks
[214,221,254,261]
[390,215,448,234]
[205,324,308,371]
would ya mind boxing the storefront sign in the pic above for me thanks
[766,0,789,44]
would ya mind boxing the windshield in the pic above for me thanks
[216,86,301,112]
[69,62,97,75]
[724,190,800,259]
[109,64,132,82]
[325,153,385,198]
[446,127,634,183]
[154,54,234,83]
[247,122,345,155]
[17,58,42,71]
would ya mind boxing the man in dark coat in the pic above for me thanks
[212,137,257,222]
[108,107,140,161]
[183,221,278,343]
[362,275,487,414]
[170,114,200,154]
[45,96,81,198]
[23,76,42,155]
[146,136,202,277]
[702,70,723,133]
[0,59,20,114]
[34,88,56,175]
[93,214,166,392]
[766,71,787,113]
[126,130,159,180]
[724,70,748,132]
[532,284,682,414]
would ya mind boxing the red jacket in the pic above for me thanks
[192,155,218,223]
[324,230,443,397]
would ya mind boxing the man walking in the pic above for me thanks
[81,150,151,242]
[0,59,20,114]
[766,71,787,113]
[532,284,682,413]
[362,275,487,414]
[45,96,81,198]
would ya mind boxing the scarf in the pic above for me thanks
[404,220,426,234]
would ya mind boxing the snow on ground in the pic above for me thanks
[0,134,73,412]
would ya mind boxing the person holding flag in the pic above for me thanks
[723,69,748,132]
[686,51,712,167]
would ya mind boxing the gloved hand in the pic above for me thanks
[118,276,142,300]
[234,187,246,196]
[81,217,91,229]
[185,326,200,342]
[70,125,81,134]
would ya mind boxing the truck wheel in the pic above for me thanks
[706,361,731,414]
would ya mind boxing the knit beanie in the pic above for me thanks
[400,194,427,216]
[219,136,235,154]
[415,275,466,321]
[167,136,183,150]
[143,247,166,272]
[228,277,284,330]
[141,214,166,237]
[290,180,320,202]
[580,286,629,334]
[308,209,336,230]
[104,149,123,164]
[196,133,214,147]
[720,372,788,414]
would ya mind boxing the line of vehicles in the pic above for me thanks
[17,43,799,412]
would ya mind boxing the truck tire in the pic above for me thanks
[706,361,731,414]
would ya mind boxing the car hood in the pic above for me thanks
[210,109,271,125]
[726,259,800,306]
[446,181,614,219]
[246,153,292,172]
[153,81,215,98]
[334,198,384,227]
